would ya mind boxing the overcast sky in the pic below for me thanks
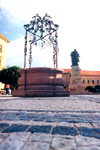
[0,0,100,70]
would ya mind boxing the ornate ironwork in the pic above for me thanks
[24,13,59,68]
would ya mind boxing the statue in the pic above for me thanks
[70,49,80,66]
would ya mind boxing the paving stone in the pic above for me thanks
[29,133,52,143]
[0,132,30,150]
[27,125,52,133]
[45,117,59,122]
[0,140,24,150]
[57,122,74,127]
[23,142,50,150]
[76,135,100,146]
[74,123,92,128]
[0,123,9,132]
[34,118,45,121]
[79,127,100,139]
[50,135,77,150]
[2,124,29,133]
[92,123,100,128]
[59,118,74,122]
[0,133,10,143]
[10,132,31,142]
[52,134,75,139]
[78,146,100,150]
[41,121,57,127]
[52,126,78,135]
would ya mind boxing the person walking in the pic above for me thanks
[5,84,10,95]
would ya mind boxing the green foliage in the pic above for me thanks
[85,85,98,93]
[95,85,100,89]
[95,85,100,93]
[85,86,93,91]
[0,66,21,90]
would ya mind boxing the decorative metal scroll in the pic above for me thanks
[24,13,59,68]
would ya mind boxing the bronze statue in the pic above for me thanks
[70,49,80,66]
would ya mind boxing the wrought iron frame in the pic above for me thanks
[24,13,59,68]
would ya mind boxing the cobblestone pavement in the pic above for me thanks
[0,95,100,150]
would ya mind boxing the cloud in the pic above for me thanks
[6,36,24,67]
[6,35,100,71]
[3,31,8,34]
[0,0,70,25]
[1,0,100,70]
[0,0,26,25]
[6,36,54,68]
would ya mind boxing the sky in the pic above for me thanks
[0,0,100,70]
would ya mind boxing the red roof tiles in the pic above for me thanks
[63,69,100,76]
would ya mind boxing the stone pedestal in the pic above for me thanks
[69,66,85,94]
[12,67,70,97]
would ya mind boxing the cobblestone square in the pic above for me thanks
[0,95,100,150]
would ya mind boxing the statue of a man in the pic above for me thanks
[70,49,80,66]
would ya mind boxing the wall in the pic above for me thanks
[81,75,100,88]
[0,34,9,89]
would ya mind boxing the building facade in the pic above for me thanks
[81,70,100,88]
[63,69,100,89]
[0,33,9,89]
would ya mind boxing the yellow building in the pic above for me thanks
[0,33,10,89]
[63,69,100,90]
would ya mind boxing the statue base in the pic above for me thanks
[69,66,85,94]
[12,67,70,97]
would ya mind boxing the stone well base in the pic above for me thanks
[12,67,70,97]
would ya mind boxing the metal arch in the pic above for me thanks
[24,13,59,69]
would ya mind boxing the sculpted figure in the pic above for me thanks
[70,49,80,66]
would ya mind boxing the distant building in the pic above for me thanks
[63,69,71,90]
[0,33,10,89]
[63,69,100,89]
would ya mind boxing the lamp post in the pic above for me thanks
[24,30,27,69]
[24,13,59,69]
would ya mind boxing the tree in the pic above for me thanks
[85,86,93,92]
[95,85,100,93]
[85,85,97,93]
[0,66,21,90]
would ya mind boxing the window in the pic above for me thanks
[0,45,2,53]
[87,80,90,84]
[83,80,85,84]
[66,78,68,82]
[97,80,99,84]
[92,80,94,84]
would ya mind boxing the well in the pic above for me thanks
[12,67,70,97]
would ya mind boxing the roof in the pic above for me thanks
[81,70,100,76]
[63,69,71,73]
[63,69,100,76]
[0,33,10,43]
